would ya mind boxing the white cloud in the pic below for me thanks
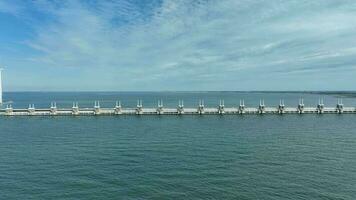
[3,0,356,90]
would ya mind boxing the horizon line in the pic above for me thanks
[2,90,356,93]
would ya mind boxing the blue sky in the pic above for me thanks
[1,0,356,91]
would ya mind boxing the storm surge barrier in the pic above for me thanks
[1,98,355,116]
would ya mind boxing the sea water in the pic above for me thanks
[1,92,356,199]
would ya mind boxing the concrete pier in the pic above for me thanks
[1,99,356,116]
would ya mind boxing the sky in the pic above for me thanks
[0,0,356,91]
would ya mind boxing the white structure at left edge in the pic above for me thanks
[0,68,3,104]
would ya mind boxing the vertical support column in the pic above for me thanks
[239,100,245,114]
[177,100,184,114]
[136,100,143,115]
[218,99,225,114]
[278,99,285,114]
[258,99,265,114]
[72,102,79,115]
[50,102,57,115]
[336,98,343,114]
[94,101,101,115]
[157,100,164,114]
[317,98,324,114]
[5,104,13,115]
[298,98,304,114]
[115,101,122,115]
[198,100,204,115]
[28,104,35,115]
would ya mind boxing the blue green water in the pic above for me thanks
[1,92,356,199]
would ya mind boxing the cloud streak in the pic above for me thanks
[1,0,356,91]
